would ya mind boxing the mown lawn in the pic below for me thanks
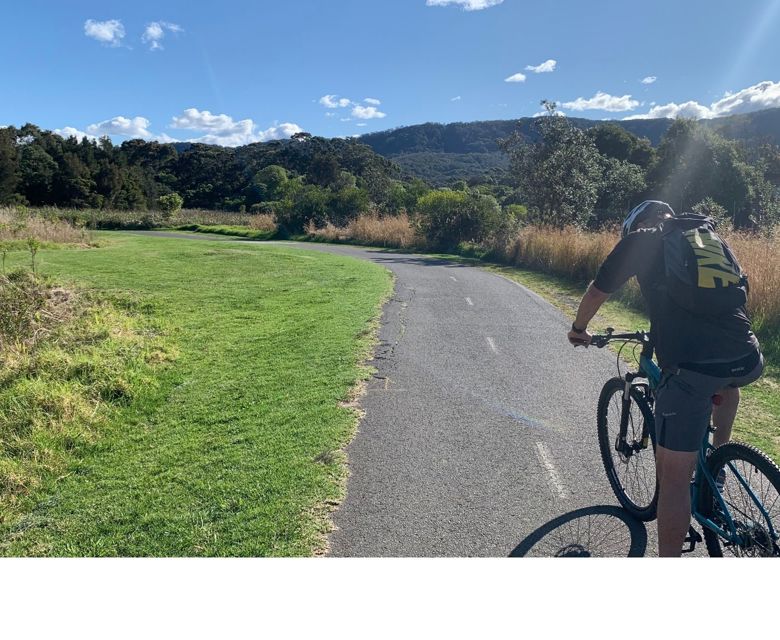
[1,233,392,556]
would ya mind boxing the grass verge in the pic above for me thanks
[175,224,277,241]
[1,233,392,556]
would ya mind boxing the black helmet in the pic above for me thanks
[622,200,675,237]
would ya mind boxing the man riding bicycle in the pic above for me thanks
[567,200,764,557]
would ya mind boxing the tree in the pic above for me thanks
[0,128,19,203]
[594,157,647,227]
[647,119,779,228]
[19,144,59,205]
[500,101,602,226]
[250,164,289,203]
[587,123,655,168]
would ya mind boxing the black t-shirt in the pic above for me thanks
[593,228,758,368]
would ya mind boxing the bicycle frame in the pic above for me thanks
[593,329,779,551]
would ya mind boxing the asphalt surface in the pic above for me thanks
[132,232,688,557]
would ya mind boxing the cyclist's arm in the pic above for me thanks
[573,283,610,331]
[568,234,646,345]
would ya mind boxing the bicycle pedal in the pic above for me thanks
[682,526,703,554]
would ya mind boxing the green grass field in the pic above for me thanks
[0,233,392,556]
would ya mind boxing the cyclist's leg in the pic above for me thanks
[712,387,739,448]
[654,370,717,557]
[712,351,764,447]
[655,446,698,556]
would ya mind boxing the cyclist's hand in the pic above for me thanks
[568,329,592,347]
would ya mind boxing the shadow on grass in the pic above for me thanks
[510,505,649,557]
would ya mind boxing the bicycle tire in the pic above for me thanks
[698,441,780,557]
[597,377,658,521]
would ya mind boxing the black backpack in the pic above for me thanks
[659,213,748,315]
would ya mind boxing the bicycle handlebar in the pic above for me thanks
[589,328,649,349]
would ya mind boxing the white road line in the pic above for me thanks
[486,337,498,353]
[449,276,458,282]
[535,442,569,500]
[465,297,474,306]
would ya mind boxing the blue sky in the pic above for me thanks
[3,0,780,145]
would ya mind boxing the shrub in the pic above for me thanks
[158,193,184,216]
[415,190,501,250]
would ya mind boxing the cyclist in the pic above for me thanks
[567,200,764,557]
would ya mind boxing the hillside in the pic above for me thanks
[360,108,780,185]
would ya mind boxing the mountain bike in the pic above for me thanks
[590,328,780,556]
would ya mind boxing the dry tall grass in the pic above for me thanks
[497,225,780,333]
[310,213,780,334]
[0,208,92,245]
[307,213,419,249]
[10,205,271,231]
[727,232,780,333]
[247,214,277,232]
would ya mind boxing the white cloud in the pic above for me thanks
[325,112,336,117]
[525,59,557,73]
[142,21,183,51]
[356,123,368,127]
[87,116,154,139]
[624,80,780,120]
[532,110,566,117]
[340,118,352,122]
[364,98,381,105]
[351,105,386,119]
[451,96,462,101]
[623,101,713,120]
[641,76,657,85]
[84,19,125,47]
[426,0,504,10]
[170,108,301,146]
[54,127,98,142]
[319,95,352,108]
[505,72,527,83]
[562,91,640,112]
[710,80,780,115]
[256,123,303,143]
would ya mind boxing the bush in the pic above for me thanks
[415,190,501,250]
[158,193,184,216]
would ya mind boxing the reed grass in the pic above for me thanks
[306,213,419,249]
[0,208,92,246]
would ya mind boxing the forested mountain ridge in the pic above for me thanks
[360,108,780,155]
[359,108,780,185]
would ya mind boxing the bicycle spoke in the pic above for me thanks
[719,458,780,556]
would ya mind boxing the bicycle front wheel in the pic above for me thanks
[597,377,658,521]
[698,442,780,557]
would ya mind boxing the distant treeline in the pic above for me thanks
[2,110,780,233]
[0,125,403,214]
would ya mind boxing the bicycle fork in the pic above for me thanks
[615,375,651,458]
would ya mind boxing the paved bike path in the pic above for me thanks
[133,232,685,556]
[264,241,664,557]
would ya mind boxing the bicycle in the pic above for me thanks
[590,328,780,557]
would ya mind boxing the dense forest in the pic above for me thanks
[2,105,780,234]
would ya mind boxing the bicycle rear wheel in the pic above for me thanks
[597,377,658,521]
[698,442,780,557]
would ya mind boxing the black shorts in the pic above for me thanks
[654,349,764,452]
